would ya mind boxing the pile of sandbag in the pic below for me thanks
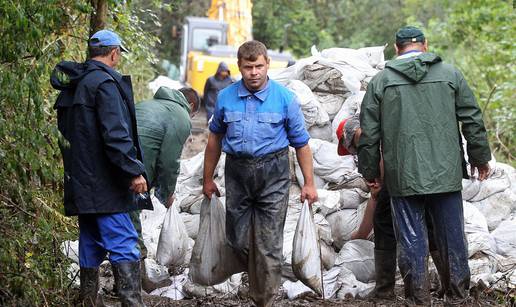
[61,45,516,302]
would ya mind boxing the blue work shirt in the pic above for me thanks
[209,79,310,157]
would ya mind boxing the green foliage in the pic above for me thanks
[0,0,159,305]
[420,0,515,164]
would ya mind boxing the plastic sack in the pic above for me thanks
[189,196,244,286]
[492,219,516,258]
[292,200,323,296]
[156,202,190,267]
[335,239,375,283]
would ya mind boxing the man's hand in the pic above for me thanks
[370,183,382,201]
[130,175,147,194]
[471,163,490,181]
[203,179,220,199]
[366,177,382,190]
[165,194,175,208]
[301,184,318,205]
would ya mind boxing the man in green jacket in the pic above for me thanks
[358,26,491,305]
[131,86,199,257]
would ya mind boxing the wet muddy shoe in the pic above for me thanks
[372,249,397,299]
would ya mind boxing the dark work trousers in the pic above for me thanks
[391,191,470,305]
[225,148,290,307]
[129,210,148,259]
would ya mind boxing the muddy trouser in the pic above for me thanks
[374,189,441,296]
[225,148,290,307]
[391,191,470,305]
[129,210,148,259]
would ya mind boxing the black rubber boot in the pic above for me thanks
[373,249,397,299]
[112,261,145,307]
[79,267,103,307]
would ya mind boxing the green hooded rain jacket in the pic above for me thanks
[136,87,191,202]
[358,52,491,197]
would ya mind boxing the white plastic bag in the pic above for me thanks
[335,239,375,283]
[189,196,244,286]
[156,202,190,267]
[292,200,323,296]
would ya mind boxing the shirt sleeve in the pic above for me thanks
[285,96,310,148]
[96,80,145,177]
[208,93,227,134]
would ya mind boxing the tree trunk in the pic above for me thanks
[89,0,108,38]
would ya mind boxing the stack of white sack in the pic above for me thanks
[60,45,516,301]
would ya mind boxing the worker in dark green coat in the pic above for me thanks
[131,86,200,258]
[358,26,491,305]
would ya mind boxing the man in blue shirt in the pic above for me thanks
[202,40,318,307]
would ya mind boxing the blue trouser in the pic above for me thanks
[79,213,140,268]
[391,191,470,304]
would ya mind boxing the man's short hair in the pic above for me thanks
[179,87,200,113]
[88,46,118,59]
[237,40,268,63]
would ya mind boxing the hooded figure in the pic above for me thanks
[203,61,233,121]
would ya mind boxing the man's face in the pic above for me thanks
[218,70,229,79]
[238,55,269,91]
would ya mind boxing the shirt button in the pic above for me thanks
[248,96,251,100]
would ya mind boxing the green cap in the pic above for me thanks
[396,26,425,44]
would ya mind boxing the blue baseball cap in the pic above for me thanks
[89,30,128,52]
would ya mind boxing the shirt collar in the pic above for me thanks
[396,50,422,59]
[237,78,270,102]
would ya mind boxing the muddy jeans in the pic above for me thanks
[225,148,290,307]
[391,191,470,305]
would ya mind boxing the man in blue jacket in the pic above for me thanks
[202,40,318,307]
[51,30,151,307]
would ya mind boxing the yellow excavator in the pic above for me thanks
[180,0,292,96]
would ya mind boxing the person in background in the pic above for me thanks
[358,26,491,305]
[203,61,233,122]
[131,86,200,259]
[202,40,318,307]
[51,29,151,307]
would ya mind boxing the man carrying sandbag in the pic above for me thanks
[202,40,318,307]
[358,26,492,305]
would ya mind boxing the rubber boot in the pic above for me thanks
[79,267,103,307]
[373,249,397,299]
[112,261,145,307]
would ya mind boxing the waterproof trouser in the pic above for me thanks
[391,191,470,305]
[225,148,290,307]
[78,213,140,268]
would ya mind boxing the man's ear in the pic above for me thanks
[423,39,428,52]
[394,44,400,56]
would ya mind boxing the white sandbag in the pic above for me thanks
[141,196,168,259]
[492,218,516,258]
[331,92,365,142]
[307,123,333,142]
[142,258,172,292]
[189,196,244,286]
[471,191,514,230]
[326,201,367,249]
[358,46,386,68]
[335,239,375,283]
[61,240,79,264]
[462,166,511,202]
[315,93,347,120]
[309,138,356,184]
[339,188,369,210]
[150,273,188,300]
[312,189,341,216]
[463,202,496,257]
[283,266,342,299]
[335,266,376,299]
[181,213,200,240]
[495,162,516,196]
[182,273,242,298]
[320,241,337,270]
[314,213,333,245]
[292,200,323,296]
[294,158,326,189]
[287,80,329,128]
[156,202,190,267]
